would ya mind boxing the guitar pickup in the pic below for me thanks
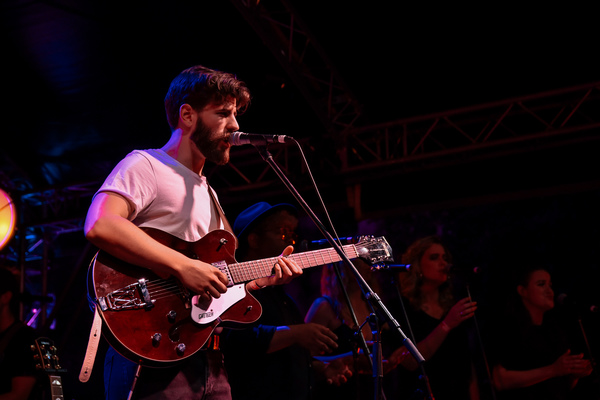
[98,278,155,311]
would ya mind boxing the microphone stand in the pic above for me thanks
[331,259,374,400]
[252,144,425,398]
[390,274,435,400]
[367,313,384,400]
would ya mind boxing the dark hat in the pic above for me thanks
[234,202,297,240]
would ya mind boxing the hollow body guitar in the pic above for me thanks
[89,228,393,367]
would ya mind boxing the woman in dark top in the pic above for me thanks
[487,265,593,399]
[305,258,407,400]
[386,235,480,400]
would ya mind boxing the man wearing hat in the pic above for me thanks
[221,202,349,400]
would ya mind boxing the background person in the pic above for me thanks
[486,265,593,399]
[305,257,408,400]
[385,235,480,400]
[220,202,351,400]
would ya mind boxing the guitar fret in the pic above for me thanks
[227,244,363,284]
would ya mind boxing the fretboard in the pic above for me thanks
[49,375,64,400]
[228,244,358,283]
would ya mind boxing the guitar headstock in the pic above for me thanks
[32,337,64,372]
[32,337,66,400]
[355,236,394,265]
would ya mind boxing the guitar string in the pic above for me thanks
[145,279,185,300]
[112,244,365,303]
[227,244,359,283]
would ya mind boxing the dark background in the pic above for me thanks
[1,1,599,398]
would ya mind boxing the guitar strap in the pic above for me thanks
[79,181,235,382]
[207,182,238,249]
[78,306,102,382]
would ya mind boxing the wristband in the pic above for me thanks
[250,280,265,291]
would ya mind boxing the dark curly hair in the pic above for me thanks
[164,65,251,130]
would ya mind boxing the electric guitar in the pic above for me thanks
[88,228,393,366]
[32,337,66,400]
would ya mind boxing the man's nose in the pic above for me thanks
[228,115,240,132]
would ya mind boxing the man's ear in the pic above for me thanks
[517,285,526,298]
[179,104,196,128]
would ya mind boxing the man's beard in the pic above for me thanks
[191,120,230,165]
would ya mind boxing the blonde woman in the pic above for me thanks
[389,235,479,400]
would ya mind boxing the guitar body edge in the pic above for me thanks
[87,230,263,367]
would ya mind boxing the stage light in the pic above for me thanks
[0,188,16,250]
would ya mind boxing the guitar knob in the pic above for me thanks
[176,343,186,355]
[217,238,228,251]
[152,333,162,347]
[167,310,177,323]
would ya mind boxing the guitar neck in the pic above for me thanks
[228,243,357,284]
[48,375,64,400]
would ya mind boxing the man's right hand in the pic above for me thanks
[179,259,229,302]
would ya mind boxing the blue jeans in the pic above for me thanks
[104,347,231,400]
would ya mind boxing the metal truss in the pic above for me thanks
[226,0,600,203]
[8,84,597,213]
[210,82,600,202]
[19,181,99,232]
[207,138,337,201]
[338,82,600,180]
[0,181,99,325]
[1,182,97,261]
[229,0,363,133]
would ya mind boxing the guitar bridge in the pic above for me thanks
[98,278,155,311]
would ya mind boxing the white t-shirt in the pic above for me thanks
[95,149,224,242]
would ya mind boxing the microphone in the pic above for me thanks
[230,131,294,146]
[557,293,599,313]
[371,264,411,271]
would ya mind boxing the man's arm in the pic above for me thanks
[85,192,228,299]
[492,350,592,391]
